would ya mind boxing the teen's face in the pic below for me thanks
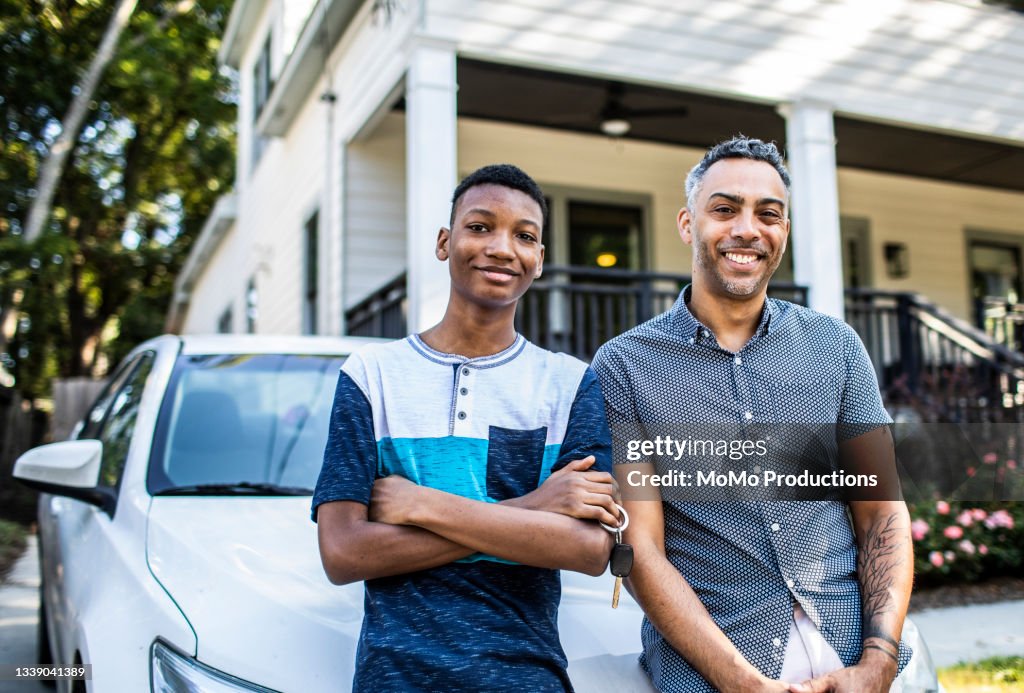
[678,158,789,299]
[437,184,545,310]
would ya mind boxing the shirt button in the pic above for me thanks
[772,637,782,648]
[459,387,468,396]
[457,411,467,420]
[771,522,780,532]
[786,579,795,589]
[689,338,695,345]
[753,466,762,474]
[744,411,753,420]
[734,356,742,365]
[462,368,471,376]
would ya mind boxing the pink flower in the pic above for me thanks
[911,519,930,541]
[966,467,977,478]
[958,539,976,555]
[971,508,988,521]
[929,551,944,567]
[979,544,989,555]
[944,550,956,562]
[957,510,974,527]
[983,452,999,465]
[985,509,1015,530]
[943,525,964,540]
[1008,460,1018,470]
[936,500,951,515]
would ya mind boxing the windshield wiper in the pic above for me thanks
[154,482,312,496]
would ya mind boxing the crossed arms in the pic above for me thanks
[317,456,619,584]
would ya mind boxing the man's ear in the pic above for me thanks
[535,244,545,278]
[436,227,450,261]
[677,207,693,245]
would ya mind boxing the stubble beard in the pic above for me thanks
[693,237,777,298]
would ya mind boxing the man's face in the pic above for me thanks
[678,158,790,299]
[437,183,545,310]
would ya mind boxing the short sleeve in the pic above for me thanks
[311,369,378,521]
[592,344,647,465]
[554,367,613,473]
[838,327,893,441]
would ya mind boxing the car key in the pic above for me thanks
[610,526,633,608]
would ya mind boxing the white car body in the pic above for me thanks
[18,334,938,692]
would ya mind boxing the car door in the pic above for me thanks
[46,351,155,672]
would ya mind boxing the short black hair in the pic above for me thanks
[449,164,548,228]
[685,135,790,209]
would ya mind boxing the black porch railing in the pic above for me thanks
[977,296,1024,353]
[515,266,807,360]
[846,289,1024,422]
[345,272,407,339]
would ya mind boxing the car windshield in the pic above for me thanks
[148,353,345,495]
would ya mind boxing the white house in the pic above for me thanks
[168,0,1024,401]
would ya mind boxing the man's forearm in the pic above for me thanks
[853,501,913,671]
[626,539,777,691]
[406,486,613,576]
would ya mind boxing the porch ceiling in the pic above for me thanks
[450,59,1024,194]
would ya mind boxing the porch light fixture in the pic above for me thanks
[884,242,909,279]
[596,253,618,268]
[600,118,631,137]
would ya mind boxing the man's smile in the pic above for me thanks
[476,265,520,282]
[721,249,764,270]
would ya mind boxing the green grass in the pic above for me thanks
[0,518,28,582]
[939,656,1024,692]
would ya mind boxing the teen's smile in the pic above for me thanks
[476,264,521,283]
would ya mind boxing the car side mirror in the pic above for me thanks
[14,440,116,514]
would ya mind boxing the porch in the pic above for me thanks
[346,268,1024,424]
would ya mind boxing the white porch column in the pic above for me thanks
[405,41,457,333]
[778,100,845,319]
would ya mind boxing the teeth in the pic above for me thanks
[725,252,758,265]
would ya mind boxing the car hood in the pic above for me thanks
[147,497,363,693]
[147,497,651,693]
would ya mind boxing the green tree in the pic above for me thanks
[0,0,235,399]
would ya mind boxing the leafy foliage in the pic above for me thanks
[0,0,235,398]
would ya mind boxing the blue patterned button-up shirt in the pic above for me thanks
[592,286,911,693]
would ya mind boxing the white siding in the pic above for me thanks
[427,0,1024,142]
[344,114,407,309]
[838,168,1024,319]
[181,224,242,334]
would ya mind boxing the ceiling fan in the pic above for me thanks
[545,81,690,137]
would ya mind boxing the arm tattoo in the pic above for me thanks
[858,512,905,650]
[863,644,899,663]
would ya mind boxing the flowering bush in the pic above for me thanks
[909,499,1023,586]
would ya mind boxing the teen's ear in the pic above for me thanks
[535,244,545,279]
[677,207,693,246]
[436,227,450,261]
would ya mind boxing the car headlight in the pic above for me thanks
[151,640,277,692]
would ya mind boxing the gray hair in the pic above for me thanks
[684,136,791,210]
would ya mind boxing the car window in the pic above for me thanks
[97,352,155,489]
[147,353,345,494]
[79,355,144,440]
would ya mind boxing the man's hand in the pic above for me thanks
[508,456,620,526]
[368,474,420,525]
[788,656,894,693]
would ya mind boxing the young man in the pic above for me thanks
[593,137,914,693]
[312,164,619,692]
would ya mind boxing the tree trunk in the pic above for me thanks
[22,0,139,243]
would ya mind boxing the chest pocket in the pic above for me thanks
[486,426,547,501]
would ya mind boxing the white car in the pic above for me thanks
[15,334,940,692]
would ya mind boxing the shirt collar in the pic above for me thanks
[670,284,777,344]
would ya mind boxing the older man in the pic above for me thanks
[592,136,913,693]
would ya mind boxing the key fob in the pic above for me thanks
[610,542,634,578]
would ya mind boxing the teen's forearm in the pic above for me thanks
[317,502,474,584]
[851,500,913,674]
[406,486,614,576]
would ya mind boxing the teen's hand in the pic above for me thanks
[507,456,621,526]
[368,475,420,525]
